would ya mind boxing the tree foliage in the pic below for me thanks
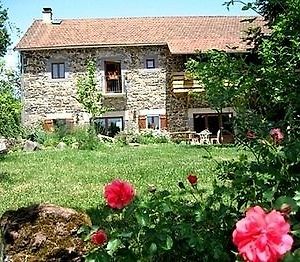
[76,60,107,122]
[0,1,21,138]
[186,0,300,260]
[0,62,22,137]
[0,1,10,56]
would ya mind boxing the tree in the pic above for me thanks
[186,1,300,260]
[187,0,300,138]
[76,59,107,126]
[0,1,10,56]
[0,1,21,138]
[0,61,22,137]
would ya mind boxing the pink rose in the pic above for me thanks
[91,230,107,246]
[104,179,135,209]
[270,128,284,144]
[233,206,293,262]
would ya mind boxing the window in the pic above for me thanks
[51,63,65,79]
[94,117,123,137]
[145,58,155,69]
[43,118,74,132]
[105,61,122,93]
[147,115,160,130]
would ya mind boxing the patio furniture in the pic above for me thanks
[197,129,211,144]
[189,133,199,144]
[210,129,221,144]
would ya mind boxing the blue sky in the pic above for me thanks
[3,0,255,68]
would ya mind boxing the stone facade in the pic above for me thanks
[21,44,234,133]
[21,45,169,132]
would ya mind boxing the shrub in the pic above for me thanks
[70,127,103,150]
[114,130,139,145]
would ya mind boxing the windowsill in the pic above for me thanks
[103,92,126,98]
[48,78,69,82]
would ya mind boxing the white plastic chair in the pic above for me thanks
[198,129,211,144]
[210,129,221,144]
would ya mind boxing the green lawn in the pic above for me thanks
[0,144,240,215]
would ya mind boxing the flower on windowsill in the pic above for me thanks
[187,174,198,186]
[91,230,108,246]
[232,206,293,262]
[104,179,135,209]
[246,130,257,139]
[270,128,284,144]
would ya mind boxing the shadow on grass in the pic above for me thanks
[0,171,14,183]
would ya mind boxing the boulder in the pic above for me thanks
[23,140,40,151]
[0,204,91,262]
[71,142,79,149]
[57,141,67,150]
[0,139,7,155]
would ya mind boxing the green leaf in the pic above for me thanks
[293,191,300,207]
[85,251,111,262]
[77,224,90,235]
[135,211,149,227]
[149,242,157,255]
[106,239,122,256]
[161,202,172,213]
[263,187,276,202]
[117,232,133,238]
[162,235,173,251]
[274,196,298,213]
[283,249,300,262]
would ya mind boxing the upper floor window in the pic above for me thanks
[145,58,155,69]
[105,61,122,93]
[51,62,65,79]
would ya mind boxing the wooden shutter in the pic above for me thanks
[138,115,146,130]
[43,119,54,132]
[160,114,167,130]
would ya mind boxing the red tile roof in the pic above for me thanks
[15,16,265,54]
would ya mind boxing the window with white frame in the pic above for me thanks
[51,62,65,79]
[145,58,156,69]
[147,115,160,130]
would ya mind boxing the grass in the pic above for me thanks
[0,144,242,216]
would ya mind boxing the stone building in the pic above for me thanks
[15,8,259,137]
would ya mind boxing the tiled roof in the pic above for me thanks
[15,16,265,54]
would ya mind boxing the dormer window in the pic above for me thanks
[51,62,65,79]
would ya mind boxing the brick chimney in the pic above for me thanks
[42,8,52,23]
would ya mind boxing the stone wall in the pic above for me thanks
[21,45,168,131]
[165,54,208,132]
[21,45,213,133]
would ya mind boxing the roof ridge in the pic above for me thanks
[34,15,259,22]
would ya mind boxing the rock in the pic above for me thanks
[0,139,7,155]
[71,142,79,149]
[23,140,39,151]
[57,141,67,150]
[128,143,140,147]
[0,204,91,262]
